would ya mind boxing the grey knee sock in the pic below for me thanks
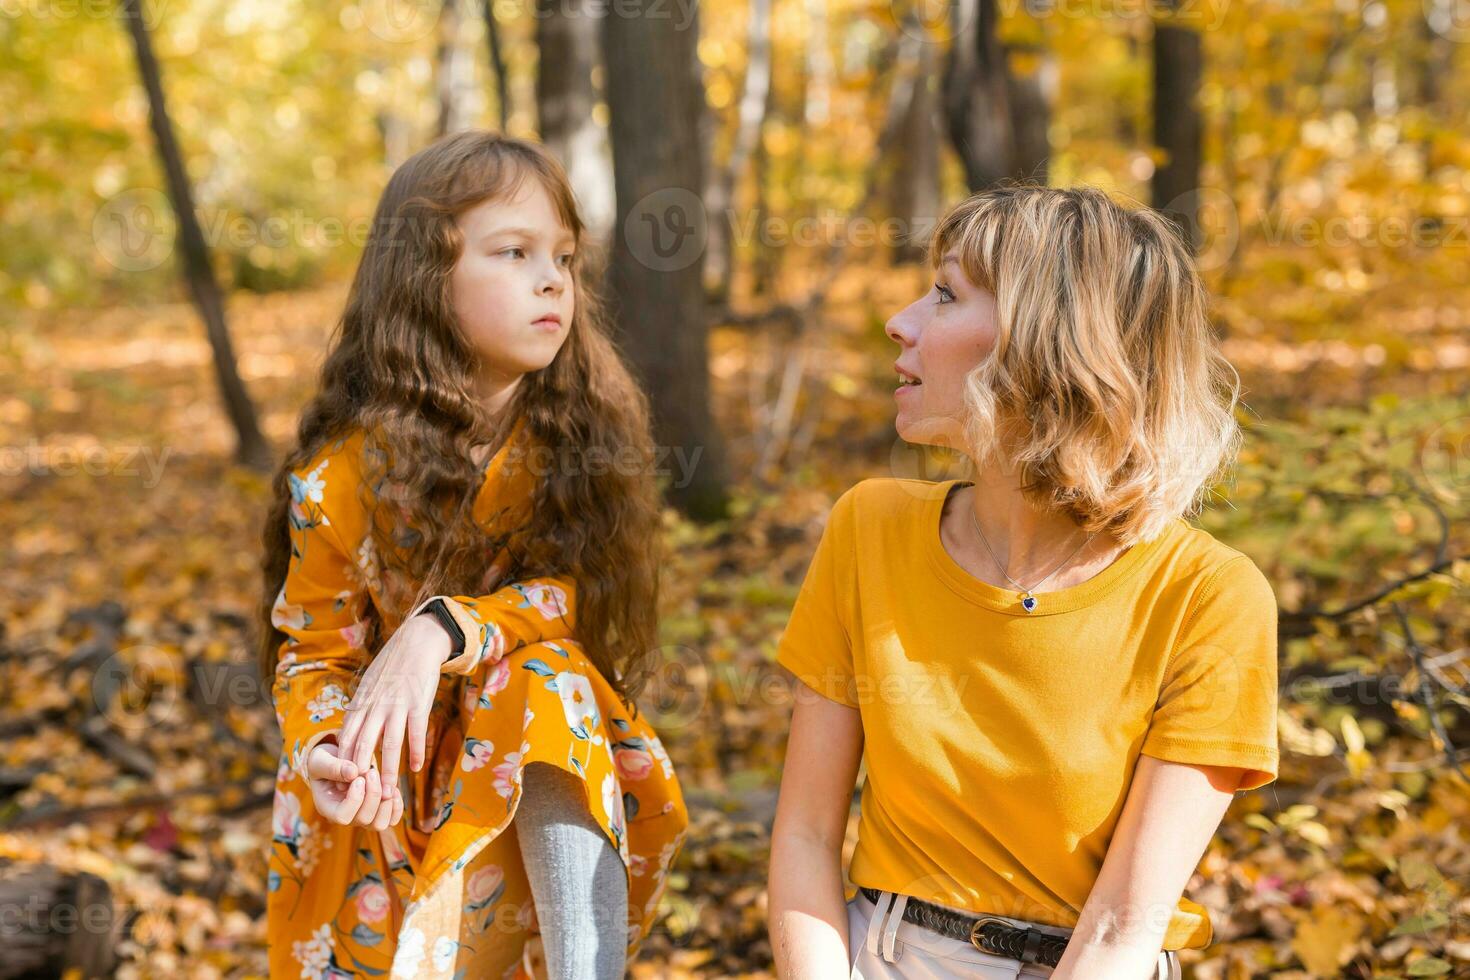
[515,762,629,979]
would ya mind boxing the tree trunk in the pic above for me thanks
[705,0,772,302]
[436,0,470,138]
[119,0,270,470]
[481,0,510,130]
[1151,6,1204,249]
[375,104,413,170]
[0,863,116,979]
[749,78,780,298]
[803,0,832,128]
[887,32,941,263]
[1416,0,1452,168]
[603,0,730,519]
[942,0,1014,191]
[1005,43,1053,185]
[535,0,615,238]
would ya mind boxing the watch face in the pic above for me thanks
[432,602,466,651]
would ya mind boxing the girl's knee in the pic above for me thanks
[520,761,583,798]
[515,763,611,849]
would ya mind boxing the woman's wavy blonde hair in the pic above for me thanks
[930,184,1243,546]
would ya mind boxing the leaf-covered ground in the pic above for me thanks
[1,256,1467,978]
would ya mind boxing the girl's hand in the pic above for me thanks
[306,738,404,829]
[337,612,455,816]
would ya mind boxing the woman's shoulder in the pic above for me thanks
[847,476,953,510]
[1164,520,1276,608]
[817,476,951,535]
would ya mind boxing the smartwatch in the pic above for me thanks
[422,598,466,655]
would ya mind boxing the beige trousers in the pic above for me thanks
[846,888,1182,980]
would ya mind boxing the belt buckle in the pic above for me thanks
[967,915,1013,955]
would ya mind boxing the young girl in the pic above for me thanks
[259,131,688,979]
[768,186,1280,979]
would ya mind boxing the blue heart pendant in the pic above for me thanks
[1021,595,1038,613]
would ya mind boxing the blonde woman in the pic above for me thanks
[767,186,1279,980]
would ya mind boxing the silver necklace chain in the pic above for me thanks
[967,504,1098,613]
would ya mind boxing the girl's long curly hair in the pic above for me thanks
[254,130,662,710]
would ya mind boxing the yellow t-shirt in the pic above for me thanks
[774,477,1280,951]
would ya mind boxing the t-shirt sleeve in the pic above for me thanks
[774,487,860,708]
[1140,555,1281,792]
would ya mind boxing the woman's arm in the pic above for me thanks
[1051,755,1246,979]
[767,679,865,979]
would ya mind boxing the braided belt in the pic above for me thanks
[858,886,1071,968]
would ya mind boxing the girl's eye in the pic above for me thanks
[500,247,525,259]
[558,253,574,267]
[935,282,955,304]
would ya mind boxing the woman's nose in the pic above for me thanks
[885,306,916,347]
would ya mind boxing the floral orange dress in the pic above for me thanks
[266,416,689,979]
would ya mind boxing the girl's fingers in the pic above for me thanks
[354,768,382,826]
[338,689,367,754]
[352,710,385,776]
[379,704,408,794]
[308,744,357,783]
[408,704,427,773]
[329,776,366,825]
[338,668,382,764]
[372,788,394,831]
[389,789,404,827]
[339,702,374,769]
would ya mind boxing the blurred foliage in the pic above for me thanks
[4,0,1469,318]
[2,0,1470,976]
[1,255,1467,975]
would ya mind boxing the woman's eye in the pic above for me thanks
[934,282,955,304]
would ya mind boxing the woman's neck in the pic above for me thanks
[943,475,1125,592]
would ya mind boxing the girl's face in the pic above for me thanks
[450,179,576,405]
[885,254,999,449]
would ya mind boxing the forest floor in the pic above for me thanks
[1,253,1467,977]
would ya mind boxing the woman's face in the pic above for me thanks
[450,179,576,402]
[885,255,999,449]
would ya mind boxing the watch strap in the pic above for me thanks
[423,597,466,655]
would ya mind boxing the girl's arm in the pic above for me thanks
[768,679,865,979]
[270,494,371,779]
[328,577,580,792]
[403,575,577,676]
[1050,755,1243,978]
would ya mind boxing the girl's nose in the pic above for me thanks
[539,266,566,295]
